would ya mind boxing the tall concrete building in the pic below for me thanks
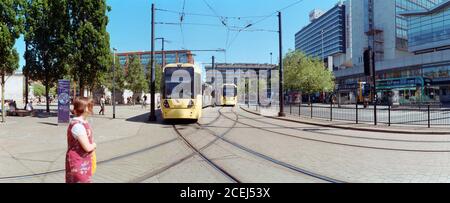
[295,0,450,105]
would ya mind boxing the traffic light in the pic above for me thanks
[364,49,374,76]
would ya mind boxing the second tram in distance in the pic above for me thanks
[219,84,238,107]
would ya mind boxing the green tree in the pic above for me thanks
[32,83,45,97]
[146,63,162,93]
[126,55,148,102]
[98,53,126,92]
[0,0,25,122]
[283,50,335,103]
[69,0,111,95]
[24,0,71,112]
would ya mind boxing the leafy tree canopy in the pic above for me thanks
[283,50,335,94]
[126,55,148,94]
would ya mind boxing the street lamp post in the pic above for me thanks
[278,11,286,117]
[155,38,167,67]
[270,52,273,64]
[149,3,157,122]
[321,29,325,60]
[112,48,117,119]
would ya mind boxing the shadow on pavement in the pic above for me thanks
[125,109,165,124]
[38,122,59,127]
[33,110,58,118]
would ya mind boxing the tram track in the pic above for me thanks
[130,107,241,183]
[221,107,450,153]
[170,124,241,183]
[193,108,344,183]
[0,107,224,182]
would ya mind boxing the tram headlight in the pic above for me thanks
[163,100,170,108]
[187,100,195,109]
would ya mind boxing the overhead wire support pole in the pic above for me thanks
[278,11,285,117]
[212,56,216,107]
[149,3,157,122]
[113,48,117,119]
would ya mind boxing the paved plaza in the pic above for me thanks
[1,104,450,183]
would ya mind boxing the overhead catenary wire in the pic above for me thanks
[155,0,307,56]
[155,8,272,20]
[180,0,186,49]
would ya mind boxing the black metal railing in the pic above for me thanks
[255,102,450,128]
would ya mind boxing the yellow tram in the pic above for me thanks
[161,63,203,121]
[221,84,238,106]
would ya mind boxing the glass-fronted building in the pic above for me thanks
[295,3,346,59]
[116,50,194,67]
[395,0,444,50]
[400,0,450,53]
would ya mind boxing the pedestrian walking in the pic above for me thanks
[99,95,105,115]
[66,97,97,183]
[142,95,148,109]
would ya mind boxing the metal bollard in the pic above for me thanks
[330,102,333,121]
[290,103,292,115]
[388,105,391,127]
[299,102,301,117]
[356,103,359,124]
[428,105,431,128]
[311,103,313,119]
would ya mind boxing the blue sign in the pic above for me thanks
[58,80,70,123]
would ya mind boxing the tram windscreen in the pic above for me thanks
[164,67,194,99]
[223,85,237,97]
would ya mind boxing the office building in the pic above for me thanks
[295,2,346,63]
[295,0,450,105]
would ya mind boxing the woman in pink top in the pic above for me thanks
[65,97,97,183]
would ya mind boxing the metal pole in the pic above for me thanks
[321,29,324,60]
[372,49,377,126]
[428,105,431,128]
[278,11,285,117]
[356,103,359,124]
[112,49,116,119]
[270,52,273,64]
[257,71,260,106]
[212,56,215,106]
[161,38,165,67]
[330,102,333,121]
[388,104,391,126]
[299,102,301,117]
[149,3,157,121]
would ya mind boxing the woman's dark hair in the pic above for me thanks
[71,97,94,117]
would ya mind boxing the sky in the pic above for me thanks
[14,0,338,70]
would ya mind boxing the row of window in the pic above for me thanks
[409,26,450,46]
[296,5,344,38]
[117,53,189,66]
[296,15,344,42]
[300,40,345,58]
[407,6,450,46]
[295,26,344,49]
[338,64,450,87]
[395,0,444,43]
[295,7,345,59]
